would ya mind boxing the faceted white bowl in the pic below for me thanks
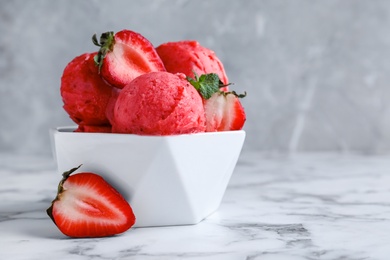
[50,126,245,227]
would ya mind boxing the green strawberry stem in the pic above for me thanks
[92,31,115,72]
[225,90,247,98]
[47,165,82,223]
[59,164,82,193]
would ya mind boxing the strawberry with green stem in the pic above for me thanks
[187,73,246,132]
[47,165,135,238]
[92,30,166,89]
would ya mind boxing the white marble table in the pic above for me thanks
[1,151,389,260]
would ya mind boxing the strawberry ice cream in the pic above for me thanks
[112,71,206,135]
[105,87,121,126]
[61,52,113,127]
[156,41,229,85]
[75,123,112,133]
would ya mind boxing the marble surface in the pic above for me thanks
[1,151,389,260]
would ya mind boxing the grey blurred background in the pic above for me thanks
[1,0,390,157]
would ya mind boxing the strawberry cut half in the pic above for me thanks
[186,72,246,132]
[47,165,135,238]
[204,91,247,132]
[93,30,166,89]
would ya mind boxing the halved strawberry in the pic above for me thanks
[47,165,135,238]
[187,73,246,132]
[204,91,246,132]
[93,30,166,89]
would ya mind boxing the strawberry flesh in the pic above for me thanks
[204,92,246,132]
[47,166,135,238]
[93,30,166,89]
[185,72,246,132]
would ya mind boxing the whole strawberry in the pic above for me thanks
[93,30,166,89]
[47,165,135,238]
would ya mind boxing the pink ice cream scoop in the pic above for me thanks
[112,71,206,135]
[156,41,229,86]
[75,123,112,133]
[60,52,113,127]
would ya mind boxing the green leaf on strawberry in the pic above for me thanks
[187,73,230,99]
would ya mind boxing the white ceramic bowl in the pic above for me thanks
[50,126,245,227]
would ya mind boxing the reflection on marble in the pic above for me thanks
[1,151,390,259]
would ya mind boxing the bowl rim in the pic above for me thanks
[52,126,246,138]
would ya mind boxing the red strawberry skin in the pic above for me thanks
[47,168,135,238]
[156,41,229,88]
[61,52,113,126]
[97,30,166,89]
[204,92,246,132]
